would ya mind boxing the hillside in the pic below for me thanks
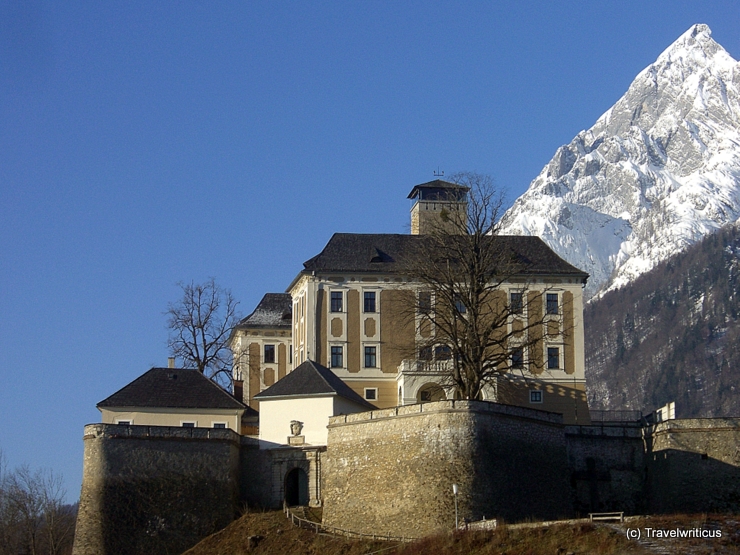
[585,224,740,416]
[181,510,740,555]
[501,24,740,299]
[181,509,645,555]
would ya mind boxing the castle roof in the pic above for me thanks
[254,360,376,409]
[97,367,247,410]
[407,179,469,201]
[235,293,292,329]
[297,233,588,279]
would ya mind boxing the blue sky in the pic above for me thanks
[1,1,738,502]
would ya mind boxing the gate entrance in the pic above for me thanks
[284,467,309,506]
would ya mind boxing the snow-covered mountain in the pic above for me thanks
[500,24,740,300]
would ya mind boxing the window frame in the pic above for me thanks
[330,291,343,313]
[510,291,524,315]
[363,291,376,313]
[364,345,377,368]
[546,293,559,315]
[547,347,560,369]
[264,344,276,364]
[510,347,524,369]
[453,293,467,314]
[330,345,344,368]
[529,390,543,404]
[364,388,378,401]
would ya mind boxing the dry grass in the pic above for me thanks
[624,513,740,555]
[181,510,659,555]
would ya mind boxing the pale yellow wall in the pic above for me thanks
[230,327,292,410]
[288,273,587,417]
[99,407,243,432]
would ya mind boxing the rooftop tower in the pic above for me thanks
[407,179,469,235]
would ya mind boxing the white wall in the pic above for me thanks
[258,396,336,446]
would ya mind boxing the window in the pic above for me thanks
[212,422,227,429]
[364,388,377,401]
[331,346,343,368]
[289,345,293,364]
[364,346,377,368]
[419,346,432,361]
[510,292,523,314]
[418,291,432,314]
[181,421,196,428]
[364,291,376,313]
[116,420,131,426]
[330,291,343,312]
[511,347,524,369]
[454,294,466,314]
[547,347,560,369]
[530,390,543,403]
[264,344,275,363]
[546,293,559,315]
[434,344,451,360]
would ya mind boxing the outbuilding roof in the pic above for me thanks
[298,233,588,278]
[254,360,376,409]
[97,367,247,410]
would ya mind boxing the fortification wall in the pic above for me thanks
[72,424,241,555]
[240,437,324,509]
[322,400,571,537]
[565,424,646,515]
[647,418,740,513]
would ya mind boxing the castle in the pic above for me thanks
[72,181,740,555]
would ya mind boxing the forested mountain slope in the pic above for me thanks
[585,224,740,417]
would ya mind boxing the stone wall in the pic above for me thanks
[240,437,324,509]
[322,400,571,537]
[565,423,646,515]
[646,418,740,513]
[72,424,241,555]
[72,412,740,555]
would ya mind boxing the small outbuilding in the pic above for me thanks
[254,360,375,446]
[98,367,250,433]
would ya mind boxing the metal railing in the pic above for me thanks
[283,502,417,543]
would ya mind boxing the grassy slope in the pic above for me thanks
[181,510,740,555]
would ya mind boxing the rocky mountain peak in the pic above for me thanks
[500,25,740,300]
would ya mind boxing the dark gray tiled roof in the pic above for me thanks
[300,233,588,278]
[236,293,292,329]
[98,368,247,410]
[407,179,469,200]
[254,360,376,409]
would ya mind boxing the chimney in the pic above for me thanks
[168,357,175,368]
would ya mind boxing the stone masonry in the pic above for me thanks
[73,406,740,555]
[322,400,571,538]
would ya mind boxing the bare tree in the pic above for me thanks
[166,278,240,387]
[403,172,559,401]
[0,460,76,555]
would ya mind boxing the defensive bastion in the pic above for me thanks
[72,403,740,555]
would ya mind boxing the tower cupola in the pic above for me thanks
[407,180,469,235]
